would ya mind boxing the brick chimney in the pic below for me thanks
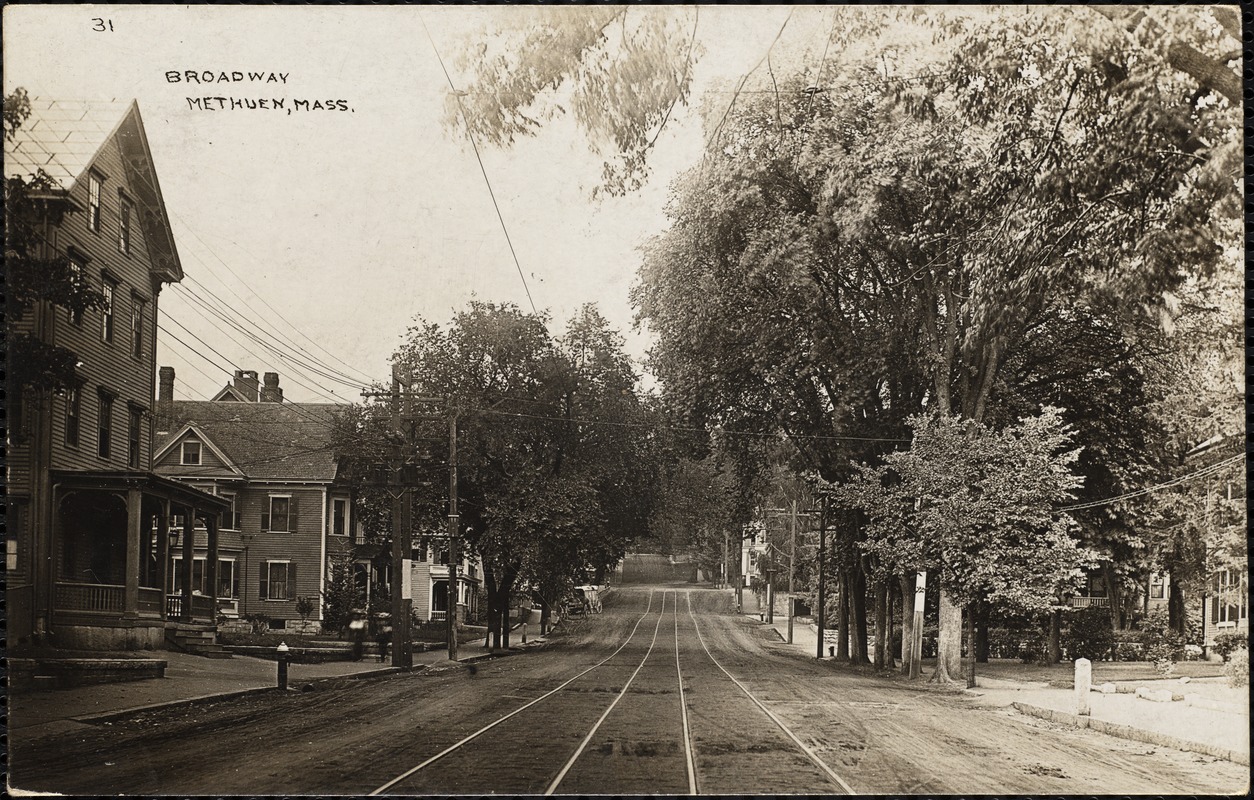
[232,369,260,402]
[157,366,175,433]
[260,371,283,403]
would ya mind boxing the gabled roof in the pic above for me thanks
[155,401,345,482]
[4,97,183,282]
[210,384,253,402]
[153,422,246,478]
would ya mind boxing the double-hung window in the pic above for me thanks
[332,498,347,536]
[181,440,202,465]
[88,172,103,232]
[131,295,145,359]
[97,390,114,460]
[261,561,293,600]
[118,195,132,254]
[264,495,291,532]
[127,405,143,469]
[101,276,117,344]
[65,383,83,447]
[67,253,87,326]
[220,493,239,531]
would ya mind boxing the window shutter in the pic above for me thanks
[261,510,270,531]
[259,562,268,600]
[288,495,298,531]
[1211,595,1219,624]
[287,562,297,600]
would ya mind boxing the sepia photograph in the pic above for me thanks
[4,4,1247,795]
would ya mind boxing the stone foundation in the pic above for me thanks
[54,623,166,651]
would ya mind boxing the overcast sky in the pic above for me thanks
[4,5,839,403]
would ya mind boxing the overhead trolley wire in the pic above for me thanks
[419,9,538,316]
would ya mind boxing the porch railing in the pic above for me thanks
[138,587,164,616]
[54,582,124,614]
[166,594,218,620]
[1070,596,1110,608]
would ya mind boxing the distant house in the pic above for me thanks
[5,98,228,650]
[409,539,480,624]
[154,368,354,632]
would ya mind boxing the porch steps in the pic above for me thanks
[165,624,233,659]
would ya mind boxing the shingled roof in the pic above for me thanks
[4,96,183,282]
[157,401,347,482]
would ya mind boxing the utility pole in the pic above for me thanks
[909,570,927,680]
[447,408,459,661]
[723,530,729,590]
[816,496,827,660]
[787,499,797,644]
[389,366,413,669]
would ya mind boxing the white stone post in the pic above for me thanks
[1074,658,1091,716]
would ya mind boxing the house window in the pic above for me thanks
[261,560,293,600]
[218,558,239,598]
[1212,570,1247,626]
[181,441,202,465]
[65,383,83,447]
[1149,574,1166,600]
[265,495,291,532]
[171,556,207,594]
[127,406,143,469]
[131,295,145,359]
[101,276,116,343]
[67,253,86,326]
[332,498,347,536]
[88,172,102,232]
[118,196,132,254]
[220,493,239,530]
[97,390,114,460]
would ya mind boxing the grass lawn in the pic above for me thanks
[960,658,1227,687]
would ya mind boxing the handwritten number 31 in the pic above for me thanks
[92,18,114,32]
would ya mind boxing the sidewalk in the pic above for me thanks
[9,638,542,741]
[744,612,1249,765]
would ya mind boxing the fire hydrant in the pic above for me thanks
[276,642,290,690]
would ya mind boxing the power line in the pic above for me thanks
[166,207,379,386]
[419,9,538,316]
[477,406,911,444]
[1058,454,1245,511]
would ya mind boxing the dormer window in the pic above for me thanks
[181,440,202,465]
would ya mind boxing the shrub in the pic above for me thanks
[242,613,272,635]
[1140,608,1186,661]
[1213,631,1249,662]
[1224,648,1249,687]
[1111,629,1145,662]
[1063,606,1115,661]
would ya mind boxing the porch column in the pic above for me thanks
[124,488,142,618]
[205,513,220,621]
[181,505,195,623]
[156,500,170,619]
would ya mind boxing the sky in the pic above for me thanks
[4,4,836,403]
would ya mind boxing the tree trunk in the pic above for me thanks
[484,567,499,649]
[1168,576,1186,635]
[1104,562,1123,631]
[851,565,870,665]
[539,596,551,636]
[899,574,915,675]
[975,601,989,664]
[884,581,896,670]
[873,580,887,669]
[1048,610,1062,664]
[836,573,849,661]
[931,587,963,684]
[965,603,977,688]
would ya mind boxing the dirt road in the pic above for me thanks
[10,586,1247,795]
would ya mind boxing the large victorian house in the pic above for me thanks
[6,99,228,650]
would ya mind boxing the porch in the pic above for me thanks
[49,470,230,649]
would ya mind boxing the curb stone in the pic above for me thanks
[1010,701,1249,766]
